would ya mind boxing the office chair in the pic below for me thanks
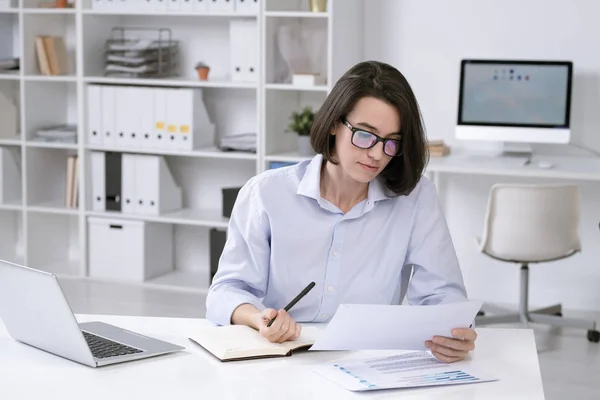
[474,183,599,343]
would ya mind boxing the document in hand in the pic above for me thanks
[310,299,483,351]
[312,350,497,391]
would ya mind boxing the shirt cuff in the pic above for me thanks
[206,288,266,326]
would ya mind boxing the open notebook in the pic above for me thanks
[189,325,322,362]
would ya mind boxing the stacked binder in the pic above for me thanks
[87,85,215,152]
[91,151,182,216]
[229,19,258,83]
[91,0,259,14]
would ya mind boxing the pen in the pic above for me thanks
[266,281,316,328]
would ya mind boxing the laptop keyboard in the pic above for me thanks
[82,331,144,359]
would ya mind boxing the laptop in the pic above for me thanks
[0,259,185,367]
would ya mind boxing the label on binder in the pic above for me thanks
[168,125,177,133]
[156,121,165,130]
[180,125,190,134]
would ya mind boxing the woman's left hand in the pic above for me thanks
[425,328,477,363]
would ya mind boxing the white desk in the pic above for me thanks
[426,149,600,182]
[0,314,545,399]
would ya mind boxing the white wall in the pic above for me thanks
[364,0,600,311]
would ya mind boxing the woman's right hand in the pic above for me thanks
[255,308,302,343]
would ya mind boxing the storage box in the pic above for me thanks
[88,217,173,283]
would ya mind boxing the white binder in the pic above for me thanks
[174,88,215,151]
[153,0,168,11]
[180,0,195,11]
[235,0,258,13]
[208,0,235,13]
[165,88,181,151]
[167,0,182,11]
[229,20,246,82]
[152,88,167,150]
[0,147,21,205]
[138,87,155,149]
[193,0,208,12]
[101,86,117,148]
[243,20,259,82]
[134,154,182,216]
[121,153,136,214]
[87,85,103,146]
[90,151,106,211]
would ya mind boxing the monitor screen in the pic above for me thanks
[457,60,572,128]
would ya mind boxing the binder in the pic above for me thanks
[180,0,195,11]
[101,85,117,148]
[208,0,235,13]
[167,0,182,11]
[174,88,215,151]
[105,152,122,211]
[0,147,21,205]
[229,20,245,82]
[165,88,180,151]
[87,85,103,146]
[90,151,106,211]
[121,153,136,214]
[115,86,132,149]
[235,0,258,14]
[243,20,259,82]
[152,87,168,150]
[193,0,207,12]
[138,87,155,149]
[153,0,168,12]
[134,154,182,215]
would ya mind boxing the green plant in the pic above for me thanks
[195,62,209,69]
[287,106,315,136]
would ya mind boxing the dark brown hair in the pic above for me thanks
[310,60,428,196]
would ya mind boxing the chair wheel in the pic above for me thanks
[477,310,485,317]
[587,330,600,343]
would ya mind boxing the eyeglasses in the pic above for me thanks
[342,118,402,157]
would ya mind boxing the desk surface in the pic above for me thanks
[427,149,600,181]
[0,314,545,400]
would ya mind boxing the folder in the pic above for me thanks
[115,86,132,149]
[175,88,215,151]
[101,86,117,148]
[229,20,245,82]
[243,20,258,82]
[104,152,122,212]
[134,154,182,215]
[0,147,21,205]
[87,85,103,146]
[165,88,180,151]
[193,0,208,12]
[152,87,168,150]
[90,151,106,211]
[121,153,136,214]
[208,0,235,13]
[138,87,155,150]
[235,0,258,13]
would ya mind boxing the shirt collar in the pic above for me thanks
[297,154,391,205]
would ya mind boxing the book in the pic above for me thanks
[189,324,322,362]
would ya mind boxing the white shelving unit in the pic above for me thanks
[0,0,364,294]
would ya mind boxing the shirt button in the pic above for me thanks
[332,250,338,257]
[327,285,334,292]
[321,314,328,319]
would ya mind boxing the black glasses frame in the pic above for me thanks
[341,118,402,157]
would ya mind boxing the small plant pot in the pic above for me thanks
[196,67,210,81]
[297,135,314,156]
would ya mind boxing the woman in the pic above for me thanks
[206,61,477,363]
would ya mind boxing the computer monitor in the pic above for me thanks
[455,59,573,152]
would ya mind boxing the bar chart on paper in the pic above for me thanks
[311,351,497,392]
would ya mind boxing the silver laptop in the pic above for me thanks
[0,260,185,367]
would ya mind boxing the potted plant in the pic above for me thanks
[195,62,210,81]
[288,106,315,156]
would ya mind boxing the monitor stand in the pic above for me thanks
[501,142,533,165]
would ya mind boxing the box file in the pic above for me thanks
[208,0,235,13]
[235,0,258,13]
[174,88,215,151]
[91,151,122,212]
[88,217,173,283]
[87,85,103,146]
[0,147,21,205]
[101,85,117,148]
[90,152,106,211]
[134,154,182,216]
[230,20,258,83]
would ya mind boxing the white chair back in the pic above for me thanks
[479,183,581,262]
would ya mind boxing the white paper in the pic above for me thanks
[312,350,497,391]
[310,299,483,351]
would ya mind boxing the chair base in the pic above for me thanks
[475,264,600,343]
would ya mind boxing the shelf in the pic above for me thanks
[146,270,211,294]
[0,137,22,146]
[22,8,76,14]
[27,141,78,149]
[266,83,329,92]
[0,201,23,211]
[86,208,230,228]
[265,11,328,18]
[0,71,20,80]
[82,10,257,18]
[86,145,256,161]
[265,151,313,163]
[25,75,77,82]
[84,75,257,89]
[28,200,79,215]
[38,260,81,277]
[0,8,18,14]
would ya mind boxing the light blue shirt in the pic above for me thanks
[206,154,467,326]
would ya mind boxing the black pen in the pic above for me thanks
[266,282,316,328]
